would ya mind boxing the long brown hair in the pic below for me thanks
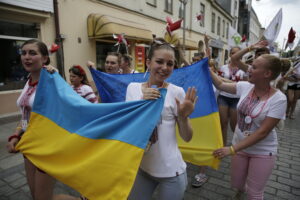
[69,65,90,85]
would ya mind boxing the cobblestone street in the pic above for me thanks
[0,103,299,199]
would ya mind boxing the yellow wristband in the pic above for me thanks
[230,146,236,155]
[16,126,22,130]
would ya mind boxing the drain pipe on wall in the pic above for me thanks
[53,0,65,78]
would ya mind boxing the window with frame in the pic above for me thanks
[233,18,237,29]
[217,16,221,36]
[222,20,225,37]
[234,1,237,13]
[0,20,39,91]
[165,0,173,14]
[146,0,157,7]
[226,22,229,39]
[179,3,184,18]
[200,3,205,27]
[211,12,215,33]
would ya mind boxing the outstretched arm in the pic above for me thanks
[210,68,237,94]
[231,40,268,72]
[213,116,280,158]
[204,34,211,59]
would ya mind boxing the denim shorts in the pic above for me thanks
[287,84,300,90]
[217,95,239,109]
[128,169,187,200]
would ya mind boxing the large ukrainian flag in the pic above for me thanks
[90,58,223,169]
[16,69,166,199]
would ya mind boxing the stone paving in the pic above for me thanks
[0,103,299,200]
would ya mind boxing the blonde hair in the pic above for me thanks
[260,54,282,80]
[280,58,291,75]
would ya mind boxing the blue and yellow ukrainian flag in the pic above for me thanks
[16,69,166,199]
[90,58,223,169]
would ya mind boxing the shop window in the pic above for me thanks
[0,20,39,91]
[96,41,127,71]
[0,20,38,38]
[0,39,29,91]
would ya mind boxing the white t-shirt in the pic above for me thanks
[126,82,186,177]
[219,64,245,98]
[232,81,287,155]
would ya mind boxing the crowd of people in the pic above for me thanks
[6,35,300,200]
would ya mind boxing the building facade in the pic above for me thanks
[0,0,236,116]
[0,0,55,116]
[249,7,262,45]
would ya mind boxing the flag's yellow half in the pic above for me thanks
[18,112,143,199]
[177,112,223,169]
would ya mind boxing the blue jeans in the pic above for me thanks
[128,169,187,200]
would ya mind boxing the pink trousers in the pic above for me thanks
[231,151,276,200]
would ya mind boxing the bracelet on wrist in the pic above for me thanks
[8,134,21,142]
[230,145,236,155]
[248,47,252,52]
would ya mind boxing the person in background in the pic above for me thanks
[211,51,286,200]
[192,35,216,188]
[284,59,300,119]
[69,65,98,103]
[104,52,122,74]
[217,47,246,145]
[127,38,197,200]
[120,54,138,74]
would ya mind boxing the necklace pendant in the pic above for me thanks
[245,116,252,124]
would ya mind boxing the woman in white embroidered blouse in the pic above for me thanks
[6,39,58,200]
[211,52,287,200]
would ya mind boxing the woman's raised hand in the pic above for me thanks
[176,87,198,119]
[250,40,268,50]
[44,65,58,73]
[87,61,96,69]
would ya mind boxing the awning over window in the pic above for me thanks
[87,14,153,42]
[179,38,198,50]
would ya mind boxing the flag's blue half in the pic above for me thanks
[91,58,218,118]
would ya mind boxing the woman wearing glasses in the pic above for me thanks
[127,38,197,200]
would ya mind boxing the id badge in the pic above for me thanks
[243,131,252,137]
[21,119,28,130]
